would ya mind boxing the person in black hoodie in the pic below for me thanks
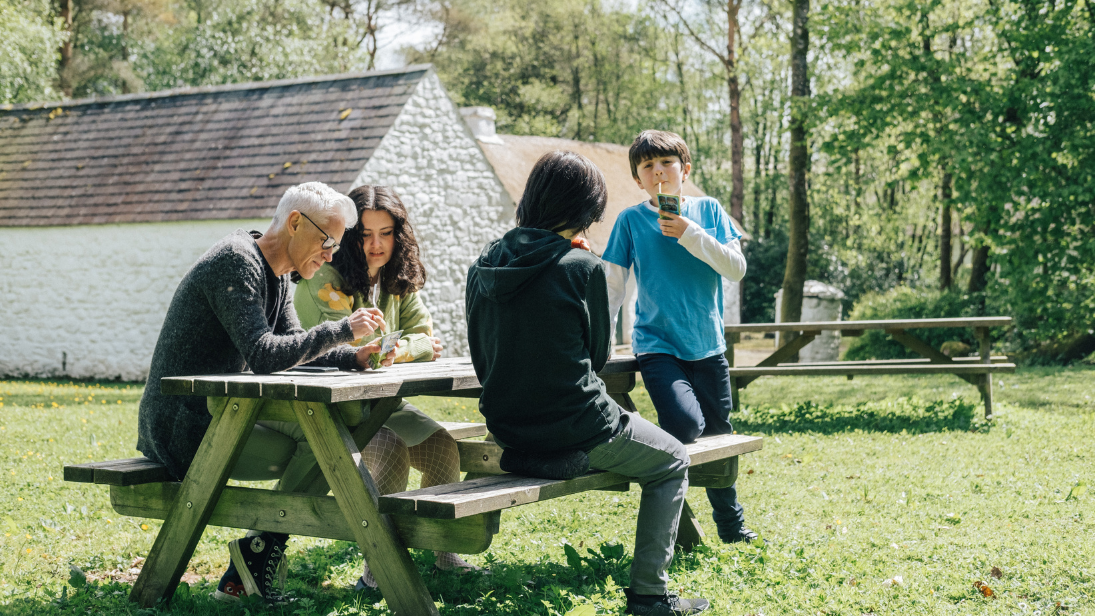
[466,151,710,616]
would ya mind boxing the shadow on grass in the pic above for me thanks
[1,540,648,615]
[733,397,983,435]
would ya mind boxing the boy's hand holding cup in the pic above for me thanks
[655,180,688,238]
[657,211,689,239]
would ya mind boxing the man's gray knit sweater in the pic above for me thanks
[137,230,359,480]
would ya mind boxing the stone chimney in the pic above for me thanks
[460,107,504,145]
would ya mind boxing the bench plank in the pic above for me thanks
[727,363,1015,377]
[725,317,1012,334]
[776,356,1009,367]
[64,457,169,486]
[111,483,499,554]
[437,422,488,441]
[385,434,763,519]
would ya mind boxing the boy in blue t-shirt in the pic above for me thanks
[603,129,757,543]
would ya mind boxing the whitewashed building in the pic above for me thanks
[0,66,741,380]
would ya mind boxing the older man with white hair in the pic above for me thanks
[136,182,392,603]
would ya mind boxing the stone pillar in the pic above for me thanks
[774,280,844,362]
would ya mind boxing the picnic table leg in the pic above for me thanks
[294,400,439,616]
[977,327,994,420]
[130,398,263,607]
[675,499,705,551]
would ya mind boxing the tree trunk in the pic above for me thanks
[939,170,953,290]
[780,0,810,351]
[58,0,75,97]
[727,0,744,224]
[968,241,990,293]
[753,118,765,234]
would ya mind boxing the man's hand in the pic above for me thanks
[658,211,690,239]
[348,307,386,339]
[354,342,397,369]
[428,336,444,361]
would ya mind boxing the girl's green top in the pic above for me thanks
[294,263,436,364]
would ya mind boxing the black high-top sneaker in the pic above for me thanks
[226,532,289,603]
[624,588,710,615]
[213,558,248,602]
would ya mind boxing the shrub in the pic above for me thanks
[843,286,986,360]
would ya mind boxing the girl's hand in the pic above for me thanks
[657,212,689,239]
[348,307,386,339]
[429,336,444,361]
[571,237,591,251]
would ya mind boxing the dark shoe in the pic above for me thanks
[212,560,247,602]
[720,526,761,544]
[227,532,289,603]
[624,588,710,615]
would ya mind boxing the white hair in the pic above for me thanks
[271,182,356,230]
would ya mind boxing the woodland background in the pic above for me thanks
[3,0,1093,362]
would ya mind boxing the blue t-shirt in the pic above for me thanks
[602,196,742,361]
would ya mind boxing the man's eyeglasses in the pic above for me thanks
[299,212,341,253]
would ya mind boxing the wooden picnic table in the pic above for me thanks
[724,316,1015,418]
[66,355,762,614]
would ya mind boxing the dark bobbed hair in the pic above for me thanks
[516,150,607,233]
[332,185,427,298]
[628,130,692,179]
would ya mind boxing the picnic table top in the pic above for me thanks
[161,355,641,404]
[724,316,1011,334]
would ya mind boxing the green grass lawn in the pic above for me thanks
[1,367,1092,615]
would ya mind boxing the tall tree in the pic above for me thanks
[779,0,809,335]
[662,0,745,224]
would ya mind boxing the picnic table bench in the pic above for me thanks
[724,317,1015,418]
[64,356,762,614]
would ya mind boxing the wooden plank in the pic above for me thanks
[727,363,1015,377]
[455,434,760,477]
[885,329,979,386]
[725,317,1012,334]
[601,372,636,394]
[437,422,488,440]
[63,463,97,484]
[384,434,764,519]
[776,356,1010,367]
[380,470,633,519]
[130,397,263,607]
[689,456,739,489]
[675,500,705,551]
[110,483,499,554]
[95,459,170,486]
[293,401,439,615]
[457,440,503,475]
[161,356,642,403]
[739,332,816,388]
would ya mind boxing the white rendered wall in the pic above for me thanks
[0,219,267,380]
[351,72,515,357]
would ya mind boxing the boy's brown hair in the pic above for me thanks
[628,130,691,179]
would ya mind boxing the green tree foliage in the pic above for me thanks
[819,0,1095,359]
[0,0,66,103]
[137,0,360,90]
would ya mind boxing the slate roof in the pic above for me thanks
[0,66,431,227]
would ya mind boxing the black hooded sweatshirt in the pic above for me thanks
[466,227,620,453]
